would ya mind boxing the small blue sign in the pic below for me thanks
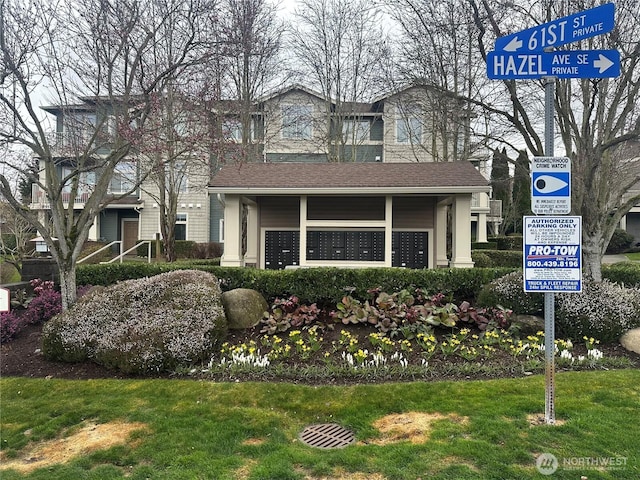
[532,172,570,197]
[495,3,615,52]
[487,50,620,80]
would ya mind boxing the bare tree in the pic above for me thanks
[385,0,494,163]
[289,0,388,162]
[387,0,640,279]
[220,0,283,162]
[0,0,217,308]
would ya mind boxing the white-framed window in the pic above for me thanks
[343,119,370,142]
[282,105,312,140]
[175,213,187,241]
[222,119,242,141]
[109,161,137,194]
[396,106,422,144]
[174,161,189,193]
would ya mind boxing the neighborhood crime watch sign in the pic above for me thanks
[531,156,571,214]
[524,216,582,293]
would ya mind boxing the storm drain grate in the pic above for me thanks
[299,423,355,449]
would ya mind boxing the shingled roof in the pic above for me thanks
[210,161,489,195]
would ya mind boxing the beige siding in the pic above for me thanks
[263,90,329,156]
[259,196,300,228]
[392,196,435,229]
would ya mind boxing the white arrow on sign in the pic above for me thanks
[504,37,523,52]
[594,53,614,73]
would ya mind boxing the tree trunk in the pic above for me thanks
[58,262,77,311]
[582,234,604,282]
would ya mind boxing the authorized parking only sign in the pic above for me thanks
[524,216,582,292]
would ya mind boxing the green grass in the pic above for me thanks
[621,252,640,261]
[1,370,639,479]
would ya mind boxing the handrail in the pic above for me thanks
[107,240,152,264]
[78,241,122,264]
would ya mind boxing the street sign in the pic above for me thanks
[494,3,615,52]
[531,156,571,215]
[487,49,620,80]
[524,216,582,293]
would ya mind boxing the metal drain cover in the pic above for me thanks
[299,423,355,449]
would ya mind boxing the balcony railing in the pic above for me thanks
[31,184,91,209]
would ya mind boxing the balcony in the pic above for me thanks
[30,184,90,209]
[44,131,113,157]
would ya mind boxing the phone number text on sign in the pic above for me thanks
[523,216,582,293]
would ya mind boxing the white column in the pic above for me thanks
[476,192,488,243]
[244,204,258,266]
[221,194,244,267]
[450,194,475,268]
[436,202,449,267]
[620,215,627,230]
[88,214,100,241]
[385,196,393,267]
[299,196,307,267]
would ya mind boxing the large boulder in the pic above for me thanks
[222,288,268,329]
[620,328,640,355]
[42,270,227,374]
[512,314,545,336]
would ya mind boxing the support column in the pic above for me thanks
[450,194,474,268]
[476,192,489,243]
[385,196,393,267]
[244,204,258,266]
[299,196,307,267]
[88,214,100,241]
[436,202,449,267]
[221,194,244,267]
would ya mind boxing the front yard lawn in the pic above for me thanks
[1,370,639,479]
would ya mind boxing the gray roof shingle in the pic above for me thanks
[210,161,489,191]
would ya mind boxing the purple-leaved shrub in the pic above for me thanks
[42,270,227,374]
[0,311,23,343]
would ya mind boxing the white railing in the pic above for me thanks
[31,185,91,209]
[78,241,122,264]
[107,240,152,264]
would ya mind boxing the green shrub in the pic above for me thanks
[605,228,634,254]
[471,250,522,268]
[603,263,640,286]
[490,235,523,251]
[43,270,227,373]
[555,280,640,342]
[476,271,544,315]
[471,252,492,268]
[76,263,513,306]
[471,241,498,250]
[135,240,196,258]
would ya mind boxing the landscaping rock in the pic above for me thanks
[222,288,268,330]
[512,314,545,335]
[620,328,640,355]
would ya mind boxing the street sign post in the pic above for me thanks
[494,3,615,52]
[487,49,620,80]
[489,2,619,426]
[524,216,582,293]
[531,156,571,215]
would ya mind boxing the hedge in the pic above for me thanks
[76,262,513,306]
[489,235,523,251]
[472,249,523,268]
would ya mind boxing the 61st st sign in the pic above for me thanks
[487,49,620,80]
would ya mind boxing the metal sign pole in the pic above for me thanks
[544,77,556,425]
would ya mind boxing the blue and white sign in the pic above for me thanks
[524,216,582,293]
[487,49,620,80]
[494,3,615,52]
[531,157,571,215]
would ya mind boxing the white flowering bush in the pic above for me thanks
[555,280,640,342]
[42,270,227,374]
[476,271,544,315]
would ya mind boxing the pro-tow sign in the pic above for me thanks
[531,156,571,215]
[524,216,582,293]
[494,3,615,52]
[487,49,620,80]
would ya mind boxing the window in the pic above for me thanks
[109,161,137,194]
[223,119,242,141]
[282,105,312,140]
[343,119,370,142]
[396,106,422,144]
[174,161,188,193]
[175,213,187,241]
